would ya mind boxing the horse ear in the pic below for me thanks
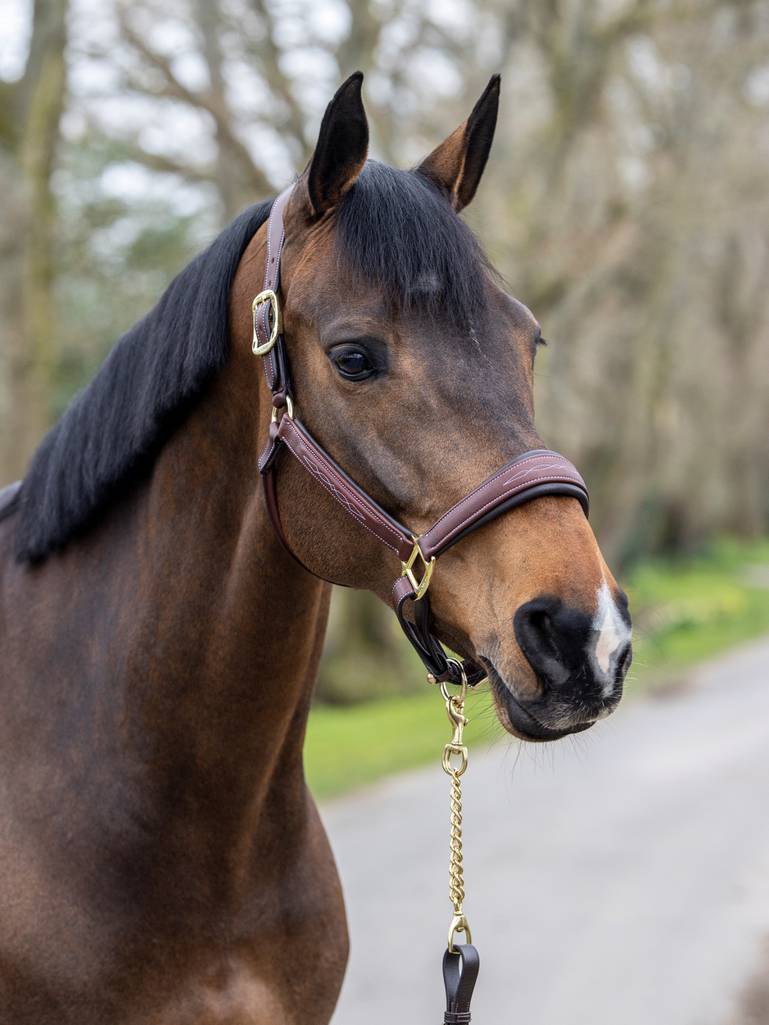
[416,75,500,212]
[301,72,369,217]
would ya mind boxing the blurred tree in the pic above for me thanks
[317,589,419,703]
[0,0,69,478]
[473,0,769,562]
[100,0,489,214]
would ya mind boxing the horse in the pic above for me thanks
[0,72,631,1024]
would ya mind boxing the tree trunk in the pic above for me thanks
[2,0,69,481]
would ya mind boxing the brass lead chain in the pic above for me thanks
[447,766,465,911]
[438,659,472,952]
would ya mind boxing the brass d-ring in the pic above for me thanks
[442,743,468,776]
[441,658,468,701]
[271,395,294,423]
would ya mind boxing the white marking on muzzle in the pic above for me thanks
[592,581,631,695]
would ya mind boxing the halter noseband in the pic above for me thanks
[254,185,589,686]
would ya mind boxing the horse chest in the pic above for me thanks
[0,785,348,1025]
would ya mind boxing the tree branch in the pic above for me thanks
[117,6,271,193]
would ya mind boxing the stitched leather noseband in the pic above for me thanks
[255,185,589,685]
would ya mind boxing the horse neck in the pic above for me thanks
[112,335,330,849]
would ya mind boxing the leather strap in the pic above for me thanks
[268,416,415,562]
[252,182,590,686]
[419,449,588,558]
[253,185,294,398]
[443,944,480,1024]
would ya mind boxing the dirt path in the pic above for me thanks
[322,637,769,1025]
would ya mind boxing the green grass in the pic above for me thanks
[304,687,498,800]
[629,538,769,673]
[305,538,769,800]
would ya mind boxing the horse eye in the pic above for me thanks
[329,345,377,382]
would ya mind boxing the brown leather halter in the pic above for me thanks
[254,185,589,686]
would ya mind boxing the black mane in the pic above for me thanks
[15,162,490,562]
[15,201,272,561]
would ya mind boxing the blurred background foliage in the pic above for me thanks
[1,0,768,705]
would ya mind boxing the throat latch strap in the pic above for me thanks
[253,184,590,685]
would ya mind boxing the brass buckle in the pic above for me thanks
[252,289,281,356]
[401,539,435,600]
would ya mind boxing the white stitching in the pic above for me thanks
[391,577,413,608]
[427,452,569,537]
[281,420,410,557]
[426,469,585,552]
[426,452,553,533]
[285,436,402,554]
[501,458,570,488]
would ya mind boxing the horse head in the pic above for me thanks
[237,73,632,740]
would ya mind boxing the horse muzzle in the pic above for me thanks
[483,591,632,741]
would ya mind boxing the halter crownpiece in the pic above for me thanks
[254,184,589,685]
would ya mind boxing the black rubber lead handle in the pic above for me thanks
[443,943,480,1023]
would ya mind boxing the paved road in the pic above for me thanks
[322,637,769,1025]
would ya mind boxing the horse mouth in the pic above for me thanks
[484,662,597,742]
[432,629,603,741]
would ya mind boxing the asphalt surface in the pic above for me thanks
[322,637,769,1025]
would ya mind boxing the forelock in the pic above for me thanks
[335,161,491,326]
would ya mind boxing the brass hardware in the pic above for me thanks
[401,540,436,600]
[440,675,468,705]
[448,913,472,950]
[442,742,468,777]
[252,289,281,355]
[441,675,468,775]
[440,658,472,952]
[271,395,294,423]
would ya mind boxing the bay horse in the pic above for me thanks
[0,73,631,1024]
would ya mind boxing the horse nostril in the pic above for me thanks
[526,608,558,657]
[514,597,578,688]
[615,640,633,684]
[515,595,631,698]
